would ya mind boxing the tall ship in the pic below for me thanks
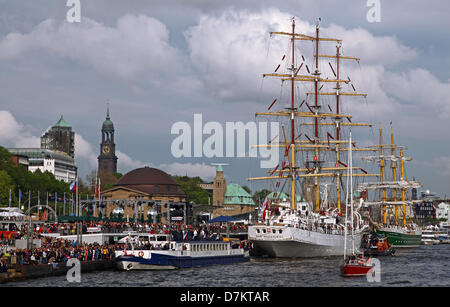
[358,125,422,247]
[247,17,378,258]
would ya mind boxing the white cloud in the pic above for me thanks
[185,8,293,101]
[74,134,97,169]
[0,15,186,84]
[324,24,418,66]
[184,8,418,103]
[0,110,40,147]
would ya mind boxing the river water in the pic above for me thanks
[4,244,449,287]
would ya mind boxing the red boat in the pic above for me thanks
[340,254,374,277]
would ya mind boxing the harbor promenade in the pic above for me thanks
[0,220,249,283]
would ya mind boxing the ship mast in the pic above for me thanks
[359,127,422,226]
[380,126,387,224]
[289,18,297,211]
[400,150,407,227]
[248,17,379,214]
[391,124,398,225]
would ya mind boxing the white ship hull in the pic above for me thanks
[249,225,363,258]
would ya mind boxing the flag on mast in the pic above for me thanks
[70,178,78,194]
[260,197,269,221]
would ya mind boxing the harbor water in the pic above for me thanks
[3,244,449,287]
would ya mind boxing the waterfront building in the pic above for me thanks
[40,115,75,158]
[100,167,186,223]
[97,104,118,183]
[7,148,76,183]
[7,115,77,183]
[212,183,256,217]
[436,202,450,221]
[10,154,29,170]
[414,200,436,224]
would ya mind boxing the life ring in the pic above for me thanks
[138,251,144,257]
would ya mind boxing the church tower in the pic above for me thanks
[98,103,118,181]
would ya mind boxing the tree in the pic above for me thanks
[242,185,251,195]
[252,189,271,204]
[173,175,212,205]
[0,170,14,206]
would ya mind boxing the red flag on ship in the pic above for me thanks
[260,197,269,221]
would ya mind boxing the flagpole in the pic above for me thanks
[38,191,40,219]
[55,191,58,223]
[76,174,79,217]
[28,191,31,218]
[98,177,101,219]
[94,170,97,217]
[46,191,49,222]
[9,188,11,208]
[19,189,22,209]
[63,192,66,216]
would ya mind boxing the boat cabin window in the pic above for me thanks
[256,229,260,233]
[272,229,276,234]
[279,229,282,234]
[262,229,266,233]
[156,236,167,241]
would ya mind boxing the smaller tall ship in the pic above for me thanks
[358,125,422,247]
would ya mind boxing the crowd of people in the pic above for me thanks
[0,236,116,272]
[4,220,248,239]
[0,220,249,272]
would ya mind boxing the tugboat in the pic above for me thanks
[340,133,374,277]
[361,232,395,256]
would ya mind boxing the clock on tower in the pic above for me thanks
[98,103,118,180]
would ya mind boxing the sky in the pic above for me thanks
[0,0,449,198]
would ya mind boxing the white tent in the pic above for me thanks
[0,211,26,217]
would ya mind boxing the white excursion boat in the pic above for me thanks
[115,234,249,271]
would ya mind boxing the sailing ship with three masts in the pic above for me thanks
[247,17,380,258]
[359,125,422,247]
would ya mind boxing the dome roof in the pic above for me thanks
[117,167,178,186]
[115,167,185,196]
[102,118,114,130]
[102,104,114,130]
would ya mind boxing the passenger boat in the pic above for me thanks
[115,234,249,271]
